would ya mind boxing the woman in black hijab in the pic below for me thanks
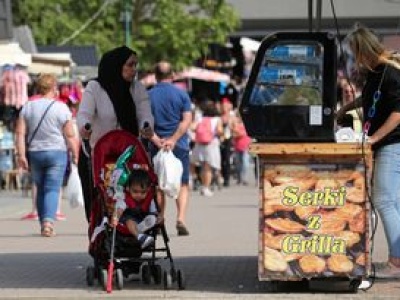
[77,46,160,222]
[96,46,139,134]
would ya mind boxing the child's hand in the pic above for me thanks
[111,215,118,227]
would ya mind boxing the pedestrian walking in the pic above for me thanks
[15,73,78,237]
[76,46,157,222]
[148,61,192,236]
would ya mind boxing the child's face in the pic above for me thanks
[129,184,147,201]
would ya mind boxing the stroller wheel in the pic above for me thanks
[115,268,124,290]
[99,269,108,291]
[151,265,162,285]
[177,269,186,290]
[86,266,95,286]
[141,264,151,285]
[163,270,173,290]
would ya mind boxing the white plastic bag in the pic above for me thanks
[64,163,84,208]
[153,150,183,200]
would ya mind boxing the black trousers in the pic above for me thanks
[78,145,93,223]
[220,138,232,185]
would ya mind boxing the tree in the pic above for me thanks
[12,0,240,71]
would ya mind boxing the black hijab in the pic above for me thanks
[96,46,138,135]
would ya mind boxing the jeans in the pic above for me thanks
[372,143,400,258]
[235,150,250,184]
[220,139,232,185]
[29,150,68,224]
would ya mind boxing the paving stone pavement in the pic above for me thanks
[0,179,399,299]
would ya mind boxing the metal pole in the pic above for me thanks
[308,0,313,32]
[124,0,132,47]
[316,0,322,32]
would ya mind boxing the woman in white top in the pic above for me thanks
[76,46,160,221]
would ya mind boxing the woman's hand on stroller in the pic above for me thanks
[110,208,123,227]
[140,125,154,139]
[111,216,118,227]
[80,123,92,140]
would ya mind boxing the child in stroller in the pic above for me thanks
[111,168,160,249]
[86,130,185,291]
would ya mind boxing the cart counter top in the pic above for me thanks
[250,143,372,158]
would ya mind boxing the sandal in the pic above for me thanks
[176,221,189,236]
[41,223,55,237]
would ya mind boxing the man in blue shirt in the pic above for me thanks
[149,61,192,236]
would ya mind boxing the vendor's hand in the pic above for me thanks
[367,135,378,145]
[335,108,346,124]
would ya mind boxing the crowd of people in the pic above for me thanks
[4,22,400,280]
[4,45,252,240]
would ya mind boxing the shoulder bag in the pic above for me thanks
[26,101,56,148]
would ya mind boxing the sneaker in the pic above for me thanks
[201,187,214,197]
[137,215,157,233]
[176,221,189,236]
[21,212,38,221]
[138,234,154,249]
[374,262,400,279]
[56,212,67,221]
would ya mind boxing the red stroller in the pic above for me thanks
[85,130,185,291]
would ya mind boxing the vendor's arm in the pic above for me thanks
[368,112,400,145]
[337,96,363,123]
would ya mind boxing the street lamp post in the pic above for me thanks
[122,0,132,47]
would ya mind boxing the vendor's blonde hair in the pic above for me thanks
[35,73,57,95]
[346,24,400,70]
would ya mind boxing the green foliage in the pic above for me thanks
[11,0,240,71]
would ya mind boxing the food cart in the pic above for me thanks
[239,31,372,291]
[250,143,372,291]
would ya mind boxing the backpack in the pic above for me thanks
[195,117,214,144]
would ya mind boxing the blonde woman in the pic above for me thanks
[15,74,78,237]
[339,25,400,278]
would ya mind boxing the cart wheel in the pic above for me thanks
[99,269,108,291]
[177,269,186,290]
[151,265,162,285]
[115,268,124,290]
[142,264,151,284]
[163,270,173,290]
[349,279,361,293]
[86,266,95,286]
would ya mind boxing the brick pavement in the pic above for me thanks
[0,182,399,299]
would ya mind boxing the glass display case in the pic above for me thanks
[240,32,337,142]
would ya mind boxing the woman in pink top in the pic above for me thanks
[232,112,252,185]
